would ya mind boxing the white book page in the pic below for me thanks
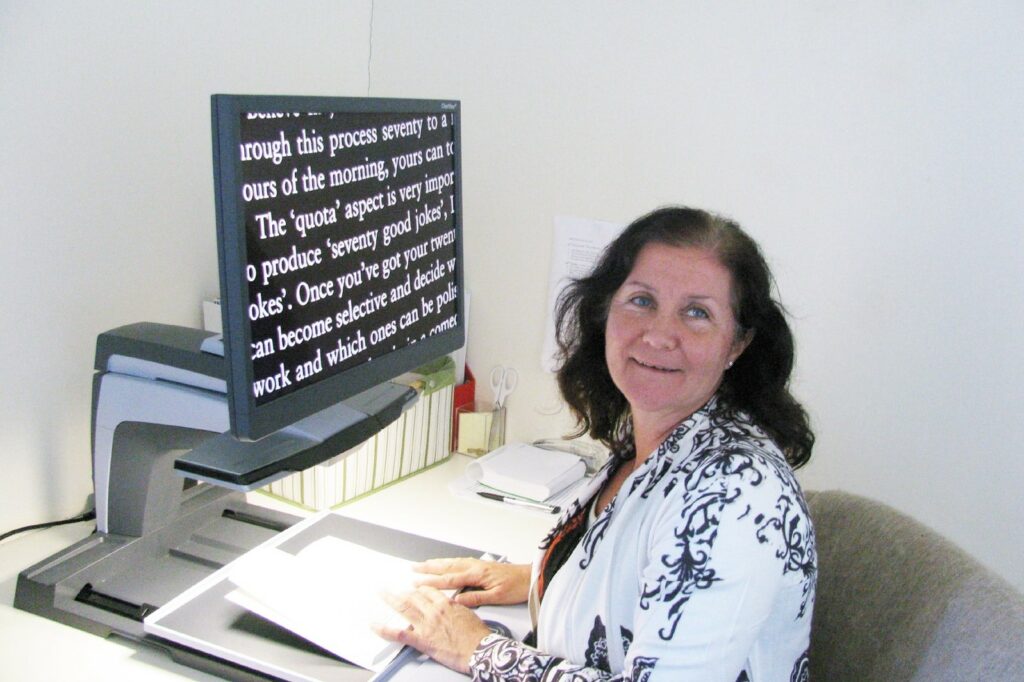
[225,535,419,672]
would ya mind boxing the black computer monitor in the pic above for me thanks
[211,94,464,442]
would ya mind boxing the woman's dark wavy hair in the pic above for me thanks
[554,206,813,468]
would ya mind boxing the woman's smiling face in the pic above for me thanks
[604,242,749,435]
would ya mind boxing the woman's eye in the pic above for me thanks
[685,306,710,320]
[628,294,654,308]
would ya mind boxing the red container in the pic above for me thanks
[451,366,476,450]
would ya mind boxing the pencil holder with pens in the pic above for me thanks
[455,400,506,457]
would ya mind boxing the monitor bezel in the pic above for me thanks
[211,94,465,441]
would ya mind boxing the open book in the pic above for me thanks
[466,442,586,502]
[225,535,421,673]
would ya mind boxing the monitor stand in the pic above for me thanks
[176,381,417,489]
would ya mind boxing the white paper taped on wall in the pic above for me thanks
[541,216,623,372]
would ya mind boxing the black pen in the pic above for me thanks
[477,491,560,514]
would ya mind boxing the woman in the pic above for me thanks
[376,207,817,681]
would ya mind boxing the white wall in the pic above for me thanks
[368,1,1024,589]
[2,2,1022,591]
[0,0,373,527]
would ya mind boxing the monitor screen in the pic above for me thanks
[212,95,464,441]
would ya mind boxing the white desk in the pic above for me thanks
[0,454,555,681]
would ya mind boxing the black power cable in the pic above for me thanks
[0,509,96,543]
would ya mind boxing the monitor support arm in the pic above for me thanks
[92,370,229,536]
[91,323,417,536]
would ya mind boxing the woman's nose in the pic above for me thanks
[641,314,679,350]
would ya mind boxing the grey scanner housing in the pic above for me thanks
[90,323,419,537]
[14,322,464,681]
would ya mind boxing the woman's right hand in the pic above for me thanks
[413,558,531,607]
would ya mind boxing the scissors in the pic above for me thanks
[489,365,519,408]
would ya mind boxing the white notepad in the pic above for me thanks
[466,442,586,502]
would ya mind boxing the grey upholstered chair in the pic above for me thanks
[805,490,1024,681]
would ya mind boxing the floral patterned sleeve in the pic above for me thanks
[470,632,624,681]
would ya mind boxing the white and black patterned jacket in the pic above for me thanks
[469,398,816,681]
